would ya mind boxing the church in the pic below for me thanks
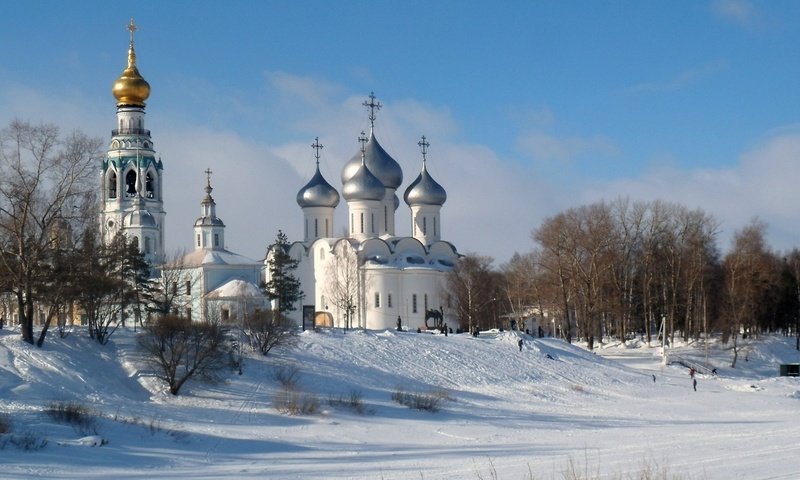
[102,21,460,331]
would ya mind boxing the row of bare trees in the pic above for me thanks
[448,199,800,359]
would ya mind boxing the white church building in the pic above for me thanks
[271,95,460,332]
[102,21,460,331]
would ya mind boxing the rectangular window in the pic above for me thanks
[214,233,219,247]
[423,217,427,235]
[315,218,319,237]
[360,213,364,233]
[434,217,437,236]
[412,294,418,314]
[374,292,380,308]
[384,205,388,231]
[350,213,354,234]
[325,218,329,237]
[387,293,393,308]
[305,219,308,239]
[196,234,200,247]
[371,213,375,233]
[185,280,191,295]
[222,309,229,321]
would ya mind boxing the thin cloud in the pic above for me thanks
[265,71,343,107]
[711,0,763,30]
[628,60,728,93]
[517,131,618,162]
[581,127,800,253]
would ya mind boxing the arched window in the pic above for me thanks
[108,171,117,199]
[145,237,151,254]
[125,170,137,196]
[131,236,139,250]
[145,172,154,198]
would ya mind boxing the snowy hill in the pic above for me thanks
[1,327,800,479]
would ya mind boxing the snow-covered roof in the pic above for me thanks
[205,278,263,299]
[179,248,261,268]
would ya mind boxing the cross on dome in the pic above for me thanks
[311,137,323,167]
[127,18,137,44]
[362,92,382,129]
[203,167,214,196]
[358,131,368,154]
[418,135,430,164]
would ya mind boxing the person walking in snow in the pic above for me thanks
[693,378,697,392]
[518,339,523,352]
[689,367,696,379]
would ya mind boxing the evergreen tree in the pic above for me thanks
[263,230,303,314]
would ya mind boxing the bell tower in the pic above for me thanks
[100,19,166,264]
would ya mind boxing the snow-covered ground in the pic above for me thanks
[1,325,799,479]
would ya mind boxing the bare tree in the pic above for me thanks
[446,253,495,333]
[785,249,800,351]
[72,230,150,344]
[723,219,776,367]
[144,249,195,320]
[138,314,231,395]
[242,309,298,355]
[501,251,541,332]
[0,120,101,345]
[324,240,360,330]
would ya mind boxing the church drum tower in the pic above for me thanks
[100,19,166,265]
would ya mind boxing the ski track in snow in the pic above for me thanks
[1,327,800,479]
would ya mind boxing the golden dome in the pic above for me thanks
[112,19,150,107]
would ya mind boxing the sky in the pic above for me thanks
[1,1,800,264]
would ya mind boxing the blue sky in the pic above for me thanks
[2,1,800,263]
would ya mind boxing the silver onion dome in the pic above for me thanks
[125,195,157,228]
[124,209,157,228]
[341,131,402,189]
[297,165,340,208]
[343,161,385,202]
[194,215,225,227]
[404,162,447,206]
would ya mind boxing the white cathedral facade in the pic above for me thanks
[101,22,460,331]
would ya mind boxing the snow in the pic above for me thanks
[207,279,263,298]
[1,326,800,479]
